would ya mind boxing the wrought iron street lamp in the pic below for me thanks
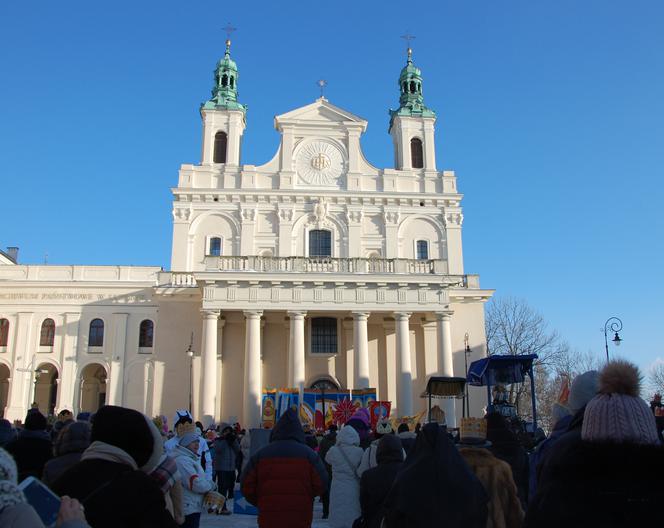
[603,317,623,363]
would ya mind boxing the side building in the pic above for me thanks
[0,42,493,427]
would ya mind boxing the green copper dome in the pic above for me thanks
[201,39,246,113]
[389,48,435,131]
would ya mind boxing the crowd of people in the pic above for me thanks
[1,358,663,527]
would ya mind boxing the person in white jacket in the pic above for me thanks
[172,425,216,528]
[325,425,364,528]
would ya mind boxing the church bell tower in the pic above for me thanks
[200,38,247,166]
[389,47,437,171]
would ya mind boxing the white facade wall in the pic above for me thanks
[0,94,493,428]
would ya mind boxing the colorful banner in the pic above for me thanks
[261,389,277,429]
[390,411,426,432]
[369,401,392,429]
[300,390,317,430]
[276,389,300,420]
[351,388,377,410]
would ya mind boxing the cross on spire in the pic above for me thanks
[223,22,237,41]
[400,31,416,60]
[316,79,328,99]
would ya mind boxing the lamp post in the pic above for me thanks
[186,333,194,413]
[603,317,623,363]
[463,333,471,418]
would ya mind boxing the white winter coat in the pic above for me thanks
[165,431,213,480]
[172,444,216,515]
[325,426,364,528]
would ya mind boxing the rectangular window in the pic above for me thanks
[311,317,337,354]
[309,230,332,258]
[416,240,429,260]
[209,237,222,256]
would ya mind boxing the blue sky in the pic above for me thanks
[1,1,663,379]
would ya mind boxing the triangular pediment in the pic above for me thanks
[274,98,367,131]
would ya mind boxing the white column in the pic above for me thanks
[108,313,128,406]
[201,310,220,427]
[436,312,456,427]
[395,312,413,417]
[6,313,33,421]
[288,311,306,395]
[58,312,81,412]
[243,310,263,428]
[353,312,370,389]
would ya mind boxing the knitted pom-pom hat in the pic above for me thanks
[582,360,659,445]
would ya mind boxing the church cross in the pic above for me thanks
[223,22,237,41]
[316,79,328,98]
[400,31,416,48]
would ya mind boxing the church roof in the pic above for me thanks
[274,98,368,132]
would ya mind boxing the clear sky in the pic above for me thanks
[1,1,663,379]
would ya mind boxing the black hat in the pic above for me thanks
[91,406,154,468]
[24,411,47,431]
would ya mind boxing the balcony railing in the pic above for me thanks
[204,256,449,275]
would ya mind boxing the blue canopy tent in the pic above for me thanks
[466,354,539,430]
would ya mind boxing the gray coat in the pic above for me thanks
[213,437,240,472]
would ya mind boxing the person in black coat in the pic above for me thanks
[526,361,664,528]
[5,411,52,481]
[485,411,529,507]
[359,434,404,528]
[42,420,91,487]
[383,423,488,528]
[52,405,178,528]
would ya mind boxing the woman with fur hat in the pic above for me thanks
[52,405,178,528]
[173,423,216,528]
[526,360,664,527]
[0,447,89,528]
[326,425,364,528]
[42,421,91,488]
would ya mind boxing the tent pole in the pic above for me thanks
[529,366,537,431]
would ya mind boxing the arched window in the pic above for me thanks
[230,76,234,88]
[311,317,337,354]
[410,137,424,168]
[208,237,222,256]
[410,80,416,93]
[221,74,228,87]
[213,131,227,164]
[139,320,154,348]
[40,319,55,347]
[88,319,104,347]
[416,240,429,260]
[0,318,8,346]
[309,230,332,258]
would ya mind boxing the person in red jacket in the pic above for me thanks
[240,408,328,528]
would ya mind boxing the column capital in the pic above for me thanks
[201,310,220,320]
[243,310,263,319]
[351,311,370,321]
[435,311,454,321]
[394,312,412,321]
[287,311,307,319]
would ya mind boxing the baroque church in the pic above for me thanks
[0,40,493,428]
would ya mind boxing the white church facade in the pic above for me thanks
[0,41,493,428]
